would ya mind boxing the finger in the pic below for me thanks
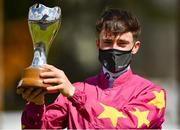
[39,66,48,72]
[43,78,62,84]
[32,91,47,103]
[34,91,47,99]
[46,85,62,94]
[40,71,57,78]
[28,88,44,100]
[16,88,24,95]
[41,64,57,71]
[22,88,34,100]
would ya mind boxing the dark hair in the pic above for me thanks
[96,8,141,41]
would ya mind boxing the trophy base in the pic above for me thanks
[17,67,50,90]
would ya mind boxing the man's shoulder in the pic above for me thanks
[132,74,153,84]
[132,73,164,91]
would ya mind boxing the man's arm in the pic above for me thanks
[67,84,166,129]
[39,64,166,128]
[21,64,165,129]
[20,93,68,129]
[16,63,74,129]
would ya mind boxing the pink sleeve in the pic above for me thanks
[68,86,166,129]
[118,87,166,128]
[21,94,68,129]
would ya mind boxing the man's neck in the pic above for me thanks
[103,66,130,87]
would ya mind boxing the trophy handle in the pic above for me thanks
[17,67,50,90]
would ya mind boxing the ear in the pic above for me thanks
[131,41,141,54]
[96,38,100,49]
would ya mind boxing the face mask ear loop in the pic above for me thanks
[129,42,136,53]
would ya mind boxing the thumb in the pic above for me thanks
[46,85,60,94]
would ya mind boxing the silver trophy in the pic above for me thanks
[18,4,61,89]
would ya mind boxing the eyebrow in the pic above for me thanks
[102,38,113,41]
[102,38,130,44]
[117,39,130,44]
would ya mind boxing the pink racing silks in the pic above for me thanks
[21,69,166,129]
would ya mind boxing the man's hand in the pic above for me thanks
[16,87,47,105]
[16,64,74,105]
[40,64,75,97]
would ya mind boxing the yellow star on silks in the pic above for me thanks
[148,90,165,113]
[98,103,127,127]
[130,108,150,128]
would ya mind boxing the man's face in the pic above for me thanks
[96,29,140,54]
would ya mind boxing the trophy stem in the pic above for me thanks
[31,42,47,67]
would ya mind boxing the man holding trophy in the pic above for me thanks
[17,3,166,129]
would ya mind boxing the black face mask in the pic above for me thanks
[99,48,133,73]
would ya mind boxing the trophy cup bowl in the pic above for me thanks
[17,4,61,90]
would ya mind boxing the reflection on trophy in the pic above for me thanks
[17,4,61,89]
